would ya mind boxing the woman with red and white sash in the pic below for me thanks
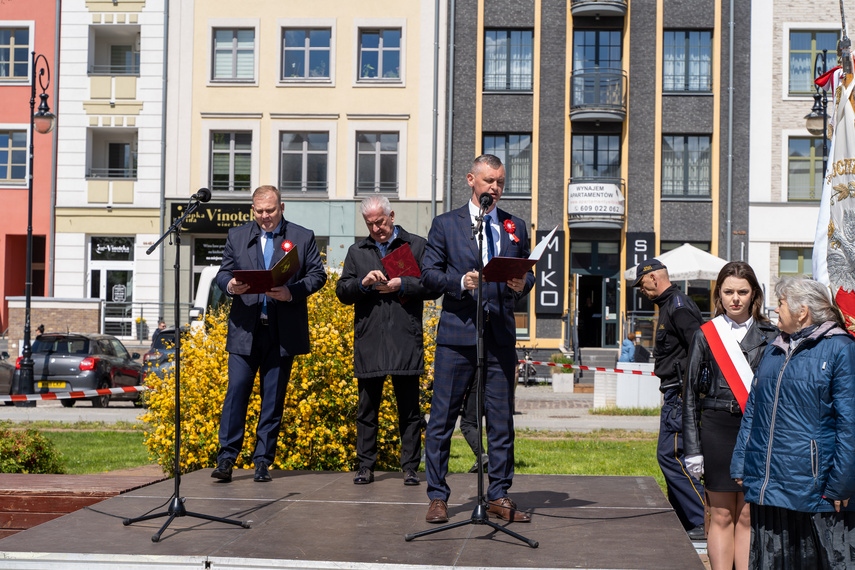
[682,262,778,570]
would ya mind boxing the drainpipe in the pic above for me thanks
[726,0,734,260]
[158,0,170,305]
[430,0,440,220]
[48,0,61,296]
[444,0,457,214]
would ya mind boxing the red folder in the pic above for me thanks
[382,243,421,278]
[233,247,300,294]
[482,257,537,282]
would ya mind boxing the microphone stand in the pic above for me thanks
[123,192,250,542]
[405,198,538,548]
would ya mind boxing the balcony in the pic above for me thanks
[567,177,625,229]
[570,0,628,17]
[88,24,141,77]
[569,68,627,122]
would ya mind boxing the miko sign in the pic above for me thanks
[535,229,564,314]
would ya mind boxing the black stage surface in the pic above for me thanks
[0,469,704,569]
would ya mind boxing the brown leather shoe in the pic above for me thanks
[487,497,531,522]
[425,499,448,523]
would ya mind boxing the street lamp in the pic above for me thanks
[804,49,830,175]
[16,52,55,406]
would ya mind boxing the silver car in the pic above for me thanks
[17,333,143,407]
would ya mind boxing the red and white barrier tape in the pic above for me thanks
[517,360,657,376]
[0,385,149,403]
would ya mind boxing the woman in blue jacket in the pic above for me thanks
[731,276,855,569]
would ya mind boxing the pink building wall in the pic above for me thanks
[0,0,58,331]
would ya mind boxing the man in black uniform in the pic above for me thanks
[633,259,705,540]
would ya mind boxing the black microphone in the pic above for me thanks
[191,188,212,203]
[479,193,493,209]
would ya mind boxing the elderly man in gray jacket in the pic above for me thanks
[336,196,438,486]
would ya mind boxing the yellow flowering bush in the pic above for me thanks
[141,266,438,476]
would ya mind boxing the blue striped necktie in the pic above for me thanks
[484,214,496,261]
[262,232,273,316]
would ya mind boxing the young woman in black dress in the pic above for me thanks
[682,262,778,570]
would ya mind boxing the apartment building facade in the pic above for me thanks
[748,1,839,300]
[162,0,447,305]
[0,0,59,331]
[446,0,751,350]
[52,0,167,336]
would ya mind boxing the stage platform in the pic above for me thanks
[0,469,704,569]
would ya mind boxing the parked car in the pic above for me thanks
[17,333,143,407]
[0,351,14,406]
[142,327,177,380]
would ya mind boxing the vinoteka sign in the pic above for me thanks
[171,203,254,233]
[567,183,625,215]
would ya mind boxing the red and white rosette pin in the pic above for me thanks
[281,240,294,253]
[503,220,520,243]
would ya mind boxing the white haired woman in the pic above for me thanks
[731,276,855,569]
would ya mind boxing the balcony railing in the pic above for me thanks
[280,181,329,196]
[89,62,140,76]
[570,0,628,17]
[88,166,138,179]
[569,68,627,122]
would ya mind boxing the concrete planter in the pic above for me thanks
[551,372,575,393]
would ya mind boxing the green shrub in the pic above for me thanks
[0,427,65,474]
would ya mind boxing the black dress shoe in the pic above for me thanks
[353,466,374,484]
[687,524,706,541]
[403,468,420,486]
[211,458,234,482]
[254,463,272,482]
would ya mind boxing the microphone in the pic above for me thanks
[191,188,212,203]
[479,193,493,209]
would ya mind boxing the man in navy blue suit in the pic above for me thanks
[211,185,326,483]
[421,154,535,523]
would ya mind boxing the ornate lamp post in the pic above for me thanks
[16,52,56,406]
[804,49,830,176]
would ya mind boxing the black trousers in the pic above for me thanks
[356,375,422,471]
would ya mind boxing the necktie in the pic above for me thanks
[262,232,273,316]
[484,214,496,261]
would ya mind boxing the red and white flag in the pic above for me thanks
[812,65,855,335]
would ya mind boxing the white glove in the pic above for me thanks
[685,454,704,479]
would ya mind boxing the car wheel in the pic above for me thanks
[92,380,111,408]
[61,399,76,408]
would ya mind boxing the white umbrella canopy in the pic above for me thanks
[623,243,728,282]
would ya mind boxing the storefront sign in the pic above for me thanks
[567,183,625,216]
[91,237,135,261]
[626,232,655,269]
[535,229,564,314]
[171,202,253,233]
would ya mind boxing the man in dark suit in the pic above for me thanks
[335,195,438,487]
[421,154,535,524]
[211,185,326,483]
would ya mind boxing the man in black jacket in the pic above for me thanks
[336,196,438,486]
[633,258,706,540]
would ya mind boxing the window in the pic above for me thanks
[356,132,398,194]
[483,134,532,195]
[0,130,27,184]
[211,132,252,192]
[282,29,331,80]
[662,135,711,197]
[110,45,140,75]
[484,29,533,91]
[358,29,401,80]
[788,137,824,201]
[280,132,329,194]
[779,247,813,276]
[107,143,136,178]
[212,29,255,81]
[573,29,622,70]
[571,134,621,180]
[0,28,29,80]
[790,30,838,95]
[663,30,712,92]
